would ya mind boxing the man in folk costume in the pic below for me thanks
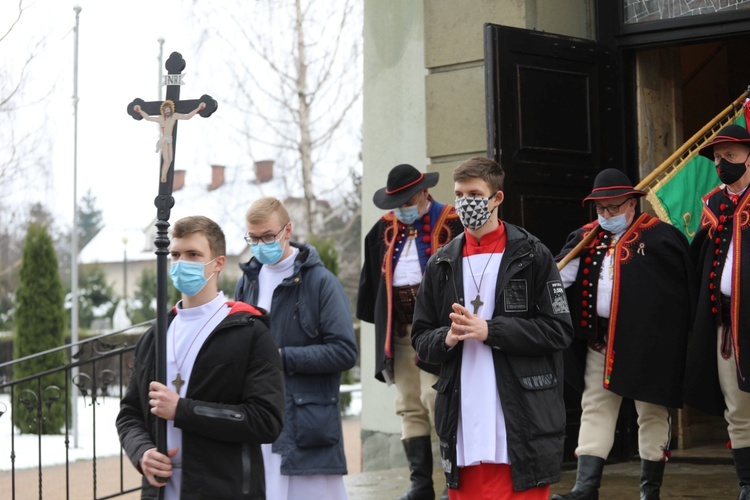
[411,157,573,499]
[685,124,750,499]
[357,163,463,500]
[553,169,693,500]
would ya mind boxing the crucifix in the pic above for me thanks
[127,51,217,468]
[172,372,185,393]
[470,295,484,314]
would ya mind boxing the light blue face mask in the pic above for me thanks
[598,213,629,234]
[251,240,285,265]
[393,205,421,225]
[169,258,216,297]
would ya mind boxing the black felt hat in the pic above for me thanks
[373,164,439,209]
[699,124,750,160]
[583,168,646,204]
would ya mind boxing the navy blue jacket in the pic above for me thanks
[235,242,358,475]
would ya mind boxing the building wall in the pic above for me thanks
[361,0,431,471]
[361,0,592,470]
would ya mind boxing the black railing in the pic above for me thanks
[0,322,151,500]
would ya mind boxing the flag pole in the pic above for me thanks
[70,4,82,449]
[639,88,750,189]
[557,87,750,271]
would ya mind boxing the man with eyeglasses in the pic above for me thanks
[357,163,463,500]
[553,169,693,500]
[235,197,358,500]
[685,124,750,499]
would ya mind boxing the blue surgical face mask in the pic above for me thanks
[393,205,421,225]
[598,213,629,234]
[251,239,286,265]
[169,258,216,297]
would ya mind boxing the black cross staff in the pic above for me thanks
[126,52,217,476]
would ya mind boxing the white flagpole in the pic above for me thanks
[158,38,165,101]
[71,4,81,448]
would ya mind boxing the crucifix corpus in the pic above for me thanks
[126,51,217,465]
[128,52,217,189]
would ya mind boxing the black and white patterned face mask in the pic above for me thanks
[455,195,495,230]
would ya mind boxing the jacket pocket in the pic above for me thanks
[292,392,340,448]
[432,377,452,440]
[506,354,565,437]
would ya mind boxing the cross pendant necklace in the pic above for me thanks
[470,294,484,314]
[171,303,225,392]
[465,238,502,314]
[172,373,185,393]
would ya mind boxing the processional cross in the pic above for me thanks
[127,51,217,465]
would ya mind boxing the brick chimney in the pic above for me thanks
[255,160,274,183]
[209,164,225,191]
[173,169,186,191]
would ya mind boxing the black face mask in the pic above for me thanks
[717,157,748,186]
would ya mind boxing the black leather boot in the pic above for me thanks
[551,455,605,500]
[733,447,750,499]
[639,459,665,500]
[398,435,435,500]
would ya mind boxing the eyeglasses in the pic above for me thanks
[244,224,287,245]
[594,199,631,215]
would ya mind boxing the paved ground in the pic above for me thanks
[346,461,741,499]
[1,416,744,499]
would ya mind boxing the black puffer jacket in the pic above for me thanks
[411,223,573,491]
[117,301,285,499]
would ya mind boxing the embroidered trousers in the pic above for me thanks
[717,326,750,448]
[576,346,671,461]
[394,325,438,439]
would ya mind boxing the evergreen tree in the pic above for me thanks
[309,235,339,276]
[130,267,157,324]
[130,267,181,324]
[77,189,104,250]
[14,223,67,434]
[77,265,117,329]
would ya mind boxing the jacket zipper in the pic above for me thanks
[194,406,246,421]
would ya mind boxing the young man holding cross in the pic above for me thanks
[410,157,573,499]
[117,215,285,499]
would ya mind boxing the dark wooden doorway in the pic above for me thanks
[483,23,637,463]
[483,24,628,256]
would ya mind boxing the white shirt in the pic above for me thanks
[559,229,625,319]
[457,250,508,466]
[165,292,230,500]
[257,248,298,312]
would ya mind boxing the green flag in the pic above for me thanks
[646,113,746,242]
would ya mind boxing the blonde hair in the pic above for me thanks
[245,197,290,226]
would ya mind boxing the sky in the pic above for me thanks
[1,0,362,233]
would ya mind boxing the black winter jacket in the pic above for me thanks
[116,301,285,499]
[411,223,573,491]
